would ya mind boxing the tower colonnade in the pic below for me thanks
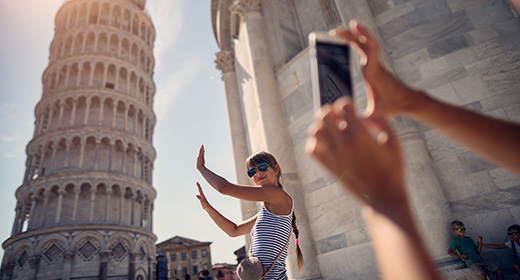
[2,0,158,278]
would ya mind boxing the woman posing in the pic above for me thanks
[195,145,303,279]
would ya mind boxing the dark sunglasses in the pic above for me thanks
[247,163,269,178]
[508,232,518,236]
[454,228,466,232]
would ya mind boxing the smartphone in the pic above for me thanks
[309,31,353,108]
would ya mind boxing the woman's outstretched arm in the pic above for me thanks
[334,21,520,175]
[196,182,257,237]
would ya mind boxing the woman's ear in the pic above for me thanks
[274,164,280,175]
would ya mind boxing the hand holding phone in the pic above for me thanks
[309,31,353,108]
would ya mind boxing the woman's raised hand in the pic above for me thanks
[196,182,212,211]
[332,21,423,119]
[196,144,205,170]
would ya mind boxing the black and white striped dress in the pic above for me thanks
[249,202,293,280]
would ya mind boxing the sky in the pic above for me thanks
[0,0,245,264]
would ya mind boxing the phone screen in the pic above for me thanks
[316,41,352,106]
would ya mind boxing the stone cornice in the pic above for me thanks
[230,0,262,17]
[2,224,157,249]
[215,51,235,74]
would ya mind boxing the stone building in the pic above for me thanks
[1,0,157,279]
[213,263,238,280]
[156,236,214,280]
[211,0,520,279]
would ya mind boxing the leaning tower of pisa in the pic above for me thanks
[1,0,157,279]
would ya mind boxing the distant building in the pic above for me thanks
[212,263,237,280]
[156,236,213,279]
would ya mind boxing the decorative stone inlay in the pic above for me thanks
[78,240,98,261]
[111,241,128,261]
[17,251,29,268]
[138,246,146,261]
[43,243,64,263]
[230,0,262,17]
[215,51,235,74]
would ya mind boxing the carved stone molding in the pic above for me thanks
[230,0,262,17]
[215,51,235,74]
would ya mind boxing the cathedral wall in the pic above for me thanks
[361,0,520,268]
[259,0,520,277]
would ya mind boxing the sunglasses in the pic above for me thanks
[454,228,466,232]
[247,163,269,178]
[508,232,518,237]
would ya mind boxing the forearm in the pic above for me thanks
[363,206,442,280]
[482,243,507,249]
[406,93,520,175]
[198,166,232,193]
[204,204,242,237]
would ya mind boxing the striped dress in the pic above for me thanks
[249,202,293,280]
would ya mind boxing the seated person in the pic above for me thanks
[448,220,503,280]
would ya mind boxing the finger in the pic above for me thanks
[196,182,206,197]
[364,116,399,149]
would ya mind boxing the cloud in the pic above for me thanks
[147,0,184,70]
[154,52,205,119]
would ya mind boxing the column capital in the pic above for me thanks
[215,51,235,74]
[230,0,262,17]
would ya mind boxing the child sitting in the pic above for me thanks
[481,224,520,277]
[448,220,504,280]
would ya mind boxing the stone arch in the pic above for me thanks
[61,182,76,225]
[74,32,84,54]
[89,2,99,25]
[11,240,33,269]
[122,8,131,32]
[121,38,130,60]
[106,63,117,89]
[100,2,110,25]
[107,234,132,262]
[98,32,108,54]
[78,2,88,26]
[112,5,122,28]
[67,62,80,88]
[109,33,119,56]
[109,183,123,223]
[79,60,91,87]
[34,233,70,256]
[94,182,108,222]
[85,32,96,53]
[76,182,92,223]
[118,66,128,93]
[71,233,102,264]
[63,35,73,57]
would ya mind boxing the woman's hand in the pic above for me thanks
[332,21,425,119]
[306,97,406,215]
[196,182,212,212]
[196,144,205,171]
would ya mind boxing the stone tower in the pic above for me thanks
[1,0,157,279]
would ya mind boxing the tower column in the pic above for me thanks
[333,0,453,259]
[10,203,21,236]
[41,192,50,226]
[70,99,77,126]
[215,50,257,248]
[62,251,74,280]
[55,189,65,225]
[231,1,320,278]
[28,255,41,280]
